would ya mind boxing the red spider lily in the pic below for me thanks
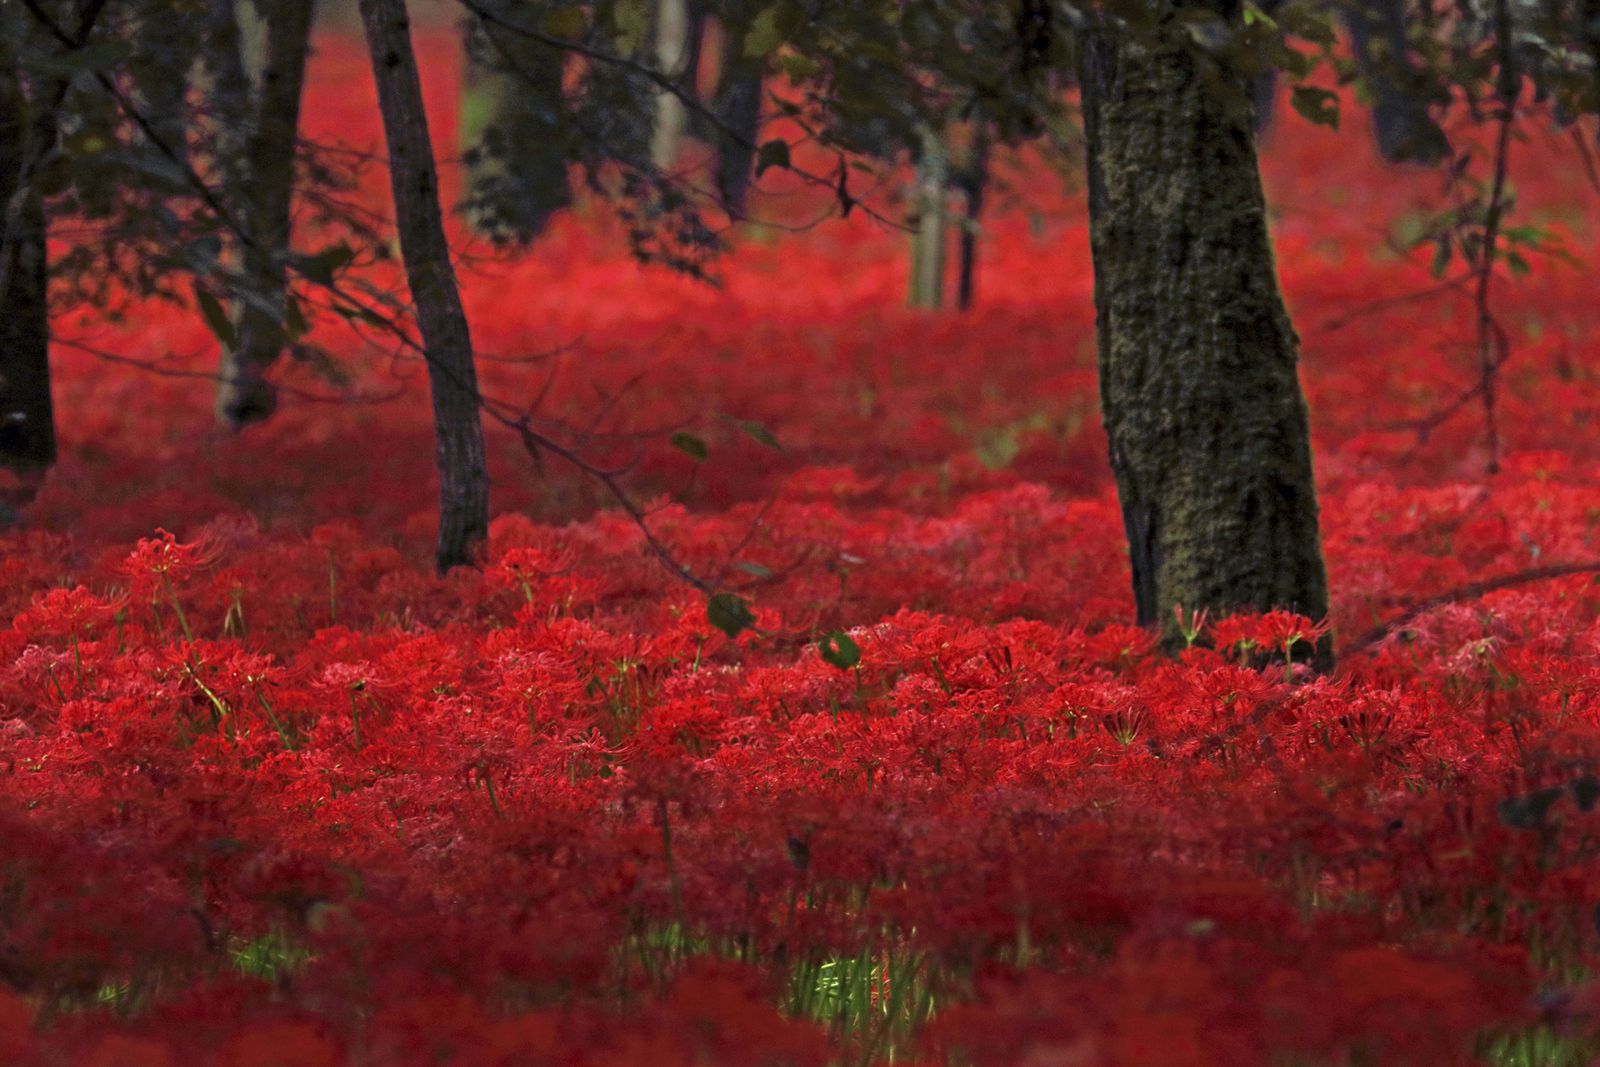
[119,529,223,589]
[0,32,1597,1067]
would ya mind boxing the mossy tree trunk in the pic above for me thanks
[359,0,489,572]
[1078,2,1330,658]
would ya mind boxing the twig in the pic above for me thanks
[1569,125,1600,194]
[1342,561,1600,660]
[1378,315,1511,466]
[503,416,712,594]
[52,336,406,405]
[1316,275,1469,334]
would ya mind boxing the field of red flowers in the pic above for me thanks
[6,30,1600,1067]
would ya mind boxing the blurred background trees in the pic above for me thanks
[2,0,1596,637]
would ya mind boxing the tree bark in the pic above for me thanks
[0,116,53,502]
[907,125,947,310]
[651,0,691,169]
[1079,4,1330,660]
[0,21,54,508]
[711,9,762,215]
[359,0,489,572]
[214,0,316,427]
[954,121,989,311]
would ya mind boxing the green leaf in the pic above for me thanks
[1289,86,1340,129]
[284,296,311,343]
[332,303,388,326]
[777,52,820,79]
[1241,2,1278,28]
[671,431,709,461]
[707,592,756,638]
[62,127,114,156]
[612,0,651,54]
[542,6,587,37]
[193,283,237,349]
[1277,2,1337,47]
[295,243,355,287]
[1430,236,1453,278]
[1506,250,1531,276]
[734,419,783,451]
[755,139,791,177]
[819,630,860,670]
[22,37,133,78]
[744,4,786,57]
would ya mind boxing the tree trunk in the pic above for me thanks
[0,147,53,508]
[1078,5,1330,659]
[651,0,691,169]
[712,10,762,215]
[460,0,571,242]
[214,0,316,427]
[907,125,947,310]
[358,0,489,572]
[0,25,54,510]
[953,121,989,311]
[1343,0,1448,165]
[1583,0,1600,148]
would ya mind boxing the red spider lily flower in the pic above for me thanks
[12,585,125,642]
[1211,610,1330,659]
[119,529,222,595]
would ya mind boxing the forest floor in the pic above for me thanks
[5,33,1600,1067]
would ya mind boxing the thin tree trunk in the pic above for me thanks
[460,0,571,241]
[1584,0,1600,147]
[712,9,762,215]
[908,125,947,310]
[651,0,690,169]
[1079,5,1330,661]
[214,0,316,427]
[358,0,489,572]
[954,122,989,311]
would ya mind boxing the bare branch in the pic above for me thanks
[1342,561,1600,661]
